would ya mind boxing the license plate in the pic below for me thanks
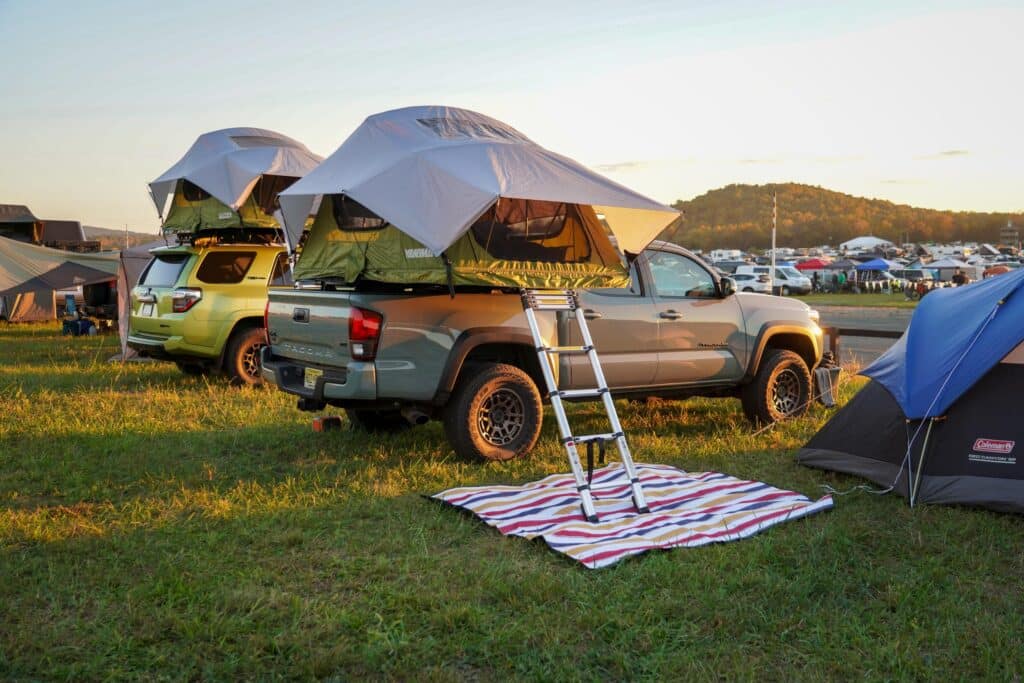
[303,367,323,390]
[141,303,154,317]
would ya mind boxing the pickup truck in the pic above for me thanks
[262,241,824,461]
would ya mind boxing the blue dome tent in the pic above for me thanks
[798,268,1024,512]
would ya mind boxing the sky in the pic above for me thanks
[0,0,1021,233]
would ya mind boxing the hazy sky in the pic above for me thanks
[1,0,1021,232]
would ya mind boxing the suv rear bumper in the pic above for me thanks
[127,332,217,361]
[260,347,377,403]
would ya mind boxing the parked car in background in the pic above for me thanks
[712,259,750,274]
[734,265,812,295]
[731,272,773,294]
[128,234,287,384]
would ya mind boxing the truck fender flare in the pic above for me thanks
[433,327,537,404]
[743,323,820,382]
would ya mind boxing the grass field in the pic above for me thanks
[2,324,1022,679]
[795,293,919,308]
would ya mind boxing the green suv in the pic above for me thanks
[128,234,288,384]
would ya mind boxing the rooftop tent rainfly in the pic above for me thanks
[148,128,323,237]
[278,106,680,289]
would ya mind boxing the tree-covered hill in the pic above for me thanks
[660,183,1022,251]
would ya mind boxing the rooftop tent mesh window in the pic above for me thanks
[470,199,594,264]
[250,175,296,215]
[181,180,211,202]
[330,195,387,231]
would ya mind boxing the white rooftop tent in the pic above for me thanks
[278,106,679,256]
[149,127,323,219]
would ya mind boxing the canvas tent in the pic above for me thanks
[0,237,119,322]
[855,257,899,271]
[279,106,680,289]
[149,128,323,236]
[117,240,164,358]
[797,268,1024,512]
[0,204,43,243]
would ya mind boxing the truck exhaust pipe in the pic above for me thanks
[401,406,430,426]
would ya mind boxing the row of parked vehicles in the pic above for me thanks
[129,113,827,462]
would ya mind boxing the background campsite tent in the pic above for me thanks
[928,257,981,282]
[0,204,43,243]
[116,240,165,358]
[797,268,1024,512]
[854,257,900,271]
[0,238,119,322]
[148,128,323,236]
[279,106,679,289]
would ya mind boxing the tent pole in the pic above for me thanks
[910,418,936,507]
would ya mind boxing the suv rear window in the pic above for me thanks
[195,251,256,284]
[140,254,189,287]
[269,252,293,286]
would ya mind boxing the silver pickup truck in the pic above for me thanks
[262,241,824,460]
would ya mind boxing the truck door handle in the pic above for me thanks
[659,310,683,320]
[583,309,603,320]
[292,308,309,323]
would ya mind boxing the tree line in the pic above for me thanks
[659,183,1023,251]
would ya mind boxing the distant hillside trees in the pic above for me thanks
[660,183,1022,251]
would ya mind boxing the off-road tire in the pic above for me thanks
[344,409,410,433]
[741,349,812,426]
[224,326,266,386]
[175,361,210,377]
[444,363,543,462]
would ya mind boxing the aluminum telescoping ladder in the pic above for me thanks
[520,289,650,523]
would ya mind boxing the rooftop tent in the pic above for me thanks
[797,269,1024,511]
[148,127,323,236]
[279,106,679,288]
[293,194,630,289]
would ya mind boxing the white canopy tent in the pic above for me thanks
[149,127,323,219]
[278,106,679,256]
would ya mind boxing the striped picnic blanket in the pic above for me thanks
[433,463,833,569]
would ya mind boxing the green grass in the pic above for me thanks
[2,323,1022,679]
[796,292,920,308]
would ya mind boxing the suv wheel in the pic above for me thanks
[741,349,812,425]
[225,327,266,386]
[444,363,542,462]
[344,409,409,433]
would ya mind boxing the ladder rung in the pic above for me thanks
[540,345,592,355]
[531,303,575,311]
[554,388,608,399]
[572,432,623,444]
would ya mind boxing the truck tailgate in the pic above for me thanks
[267,288,353,367]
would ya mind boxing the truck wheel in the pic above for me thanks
[444,363,542,462]
[224,327,266,386]
[344,409,409,433]
[741,349,811,425]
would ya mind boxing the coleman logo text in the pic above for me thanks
[973,439,1015,454]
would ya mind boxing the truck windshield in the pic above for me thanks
[140,254,189,287]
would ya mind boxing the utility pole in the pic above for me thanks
[124,223,128,251]
[770,190,777,294]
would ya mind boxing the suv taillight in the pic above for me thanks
[171,288,202,313]
[349,307,383,361]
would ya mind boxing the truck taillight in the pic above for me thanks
[263,300,270,345]
[171,288,202,313]
[349,307,383,361]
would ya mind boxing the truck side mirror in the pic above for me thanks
[720,276,736,297]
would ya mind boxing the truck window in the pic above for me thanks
[140,254,189,287]
[648,252,717,298]
[196,251,256,284]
